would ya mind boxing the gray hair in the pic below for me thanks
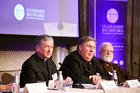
[77,36,96,50]
[99,42,113,52]
[35,35,54,46]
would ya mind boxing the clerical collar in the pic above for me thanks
[36,53,48,62]
[87,61,92,64]
[44,59,47,62]
[89,62,92,64]
[39,57,47,63]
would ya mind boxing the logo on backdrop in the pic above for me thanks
[14,4,25,21]
[14,3,45,21]
[119,60,124,66]
[107,8,118,23]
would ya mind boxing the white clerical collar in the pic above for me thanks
[44,59,47,62]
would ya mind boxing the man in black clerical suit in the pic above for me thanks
[20,35,57,88]
[20,35,71,88]
[60,36,108,87]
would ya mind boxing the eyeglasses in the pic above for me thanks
[102,49,114,53]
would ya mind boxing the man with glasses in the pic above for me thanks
[98,42,131,84]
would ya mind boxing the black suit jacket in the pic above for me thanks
[60,50,110,85]
[20,53,57,88]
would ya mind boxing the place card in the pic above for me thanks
[123,79,140,88]
[52,73,58,80]
[48,80,58,89]
[23,82,48,93]
[97,80,118,90]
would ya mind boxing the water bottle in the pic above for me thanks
[58,71,64,90]
[112,70,118,85]
[12,72,19,93]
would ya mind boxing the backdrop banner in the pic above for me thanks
[89,0,128,69]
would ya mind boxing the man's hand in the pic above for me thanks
[3,83,19,92]
[89,75,102,84]
[64,77,72,84]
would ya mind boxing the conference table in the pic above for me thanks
[19,86,140,93]
[47,87,140,93]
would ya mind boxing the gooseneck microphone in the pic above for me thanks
[59,63,85,89]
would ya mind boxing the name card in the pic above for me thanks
[23,82,48,93]
[52,73,58,80]
[123,79,140,88]
[97,80,118,90]
[48,80,58,89]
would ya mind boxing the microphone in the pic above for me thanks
[59,63,85,89]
